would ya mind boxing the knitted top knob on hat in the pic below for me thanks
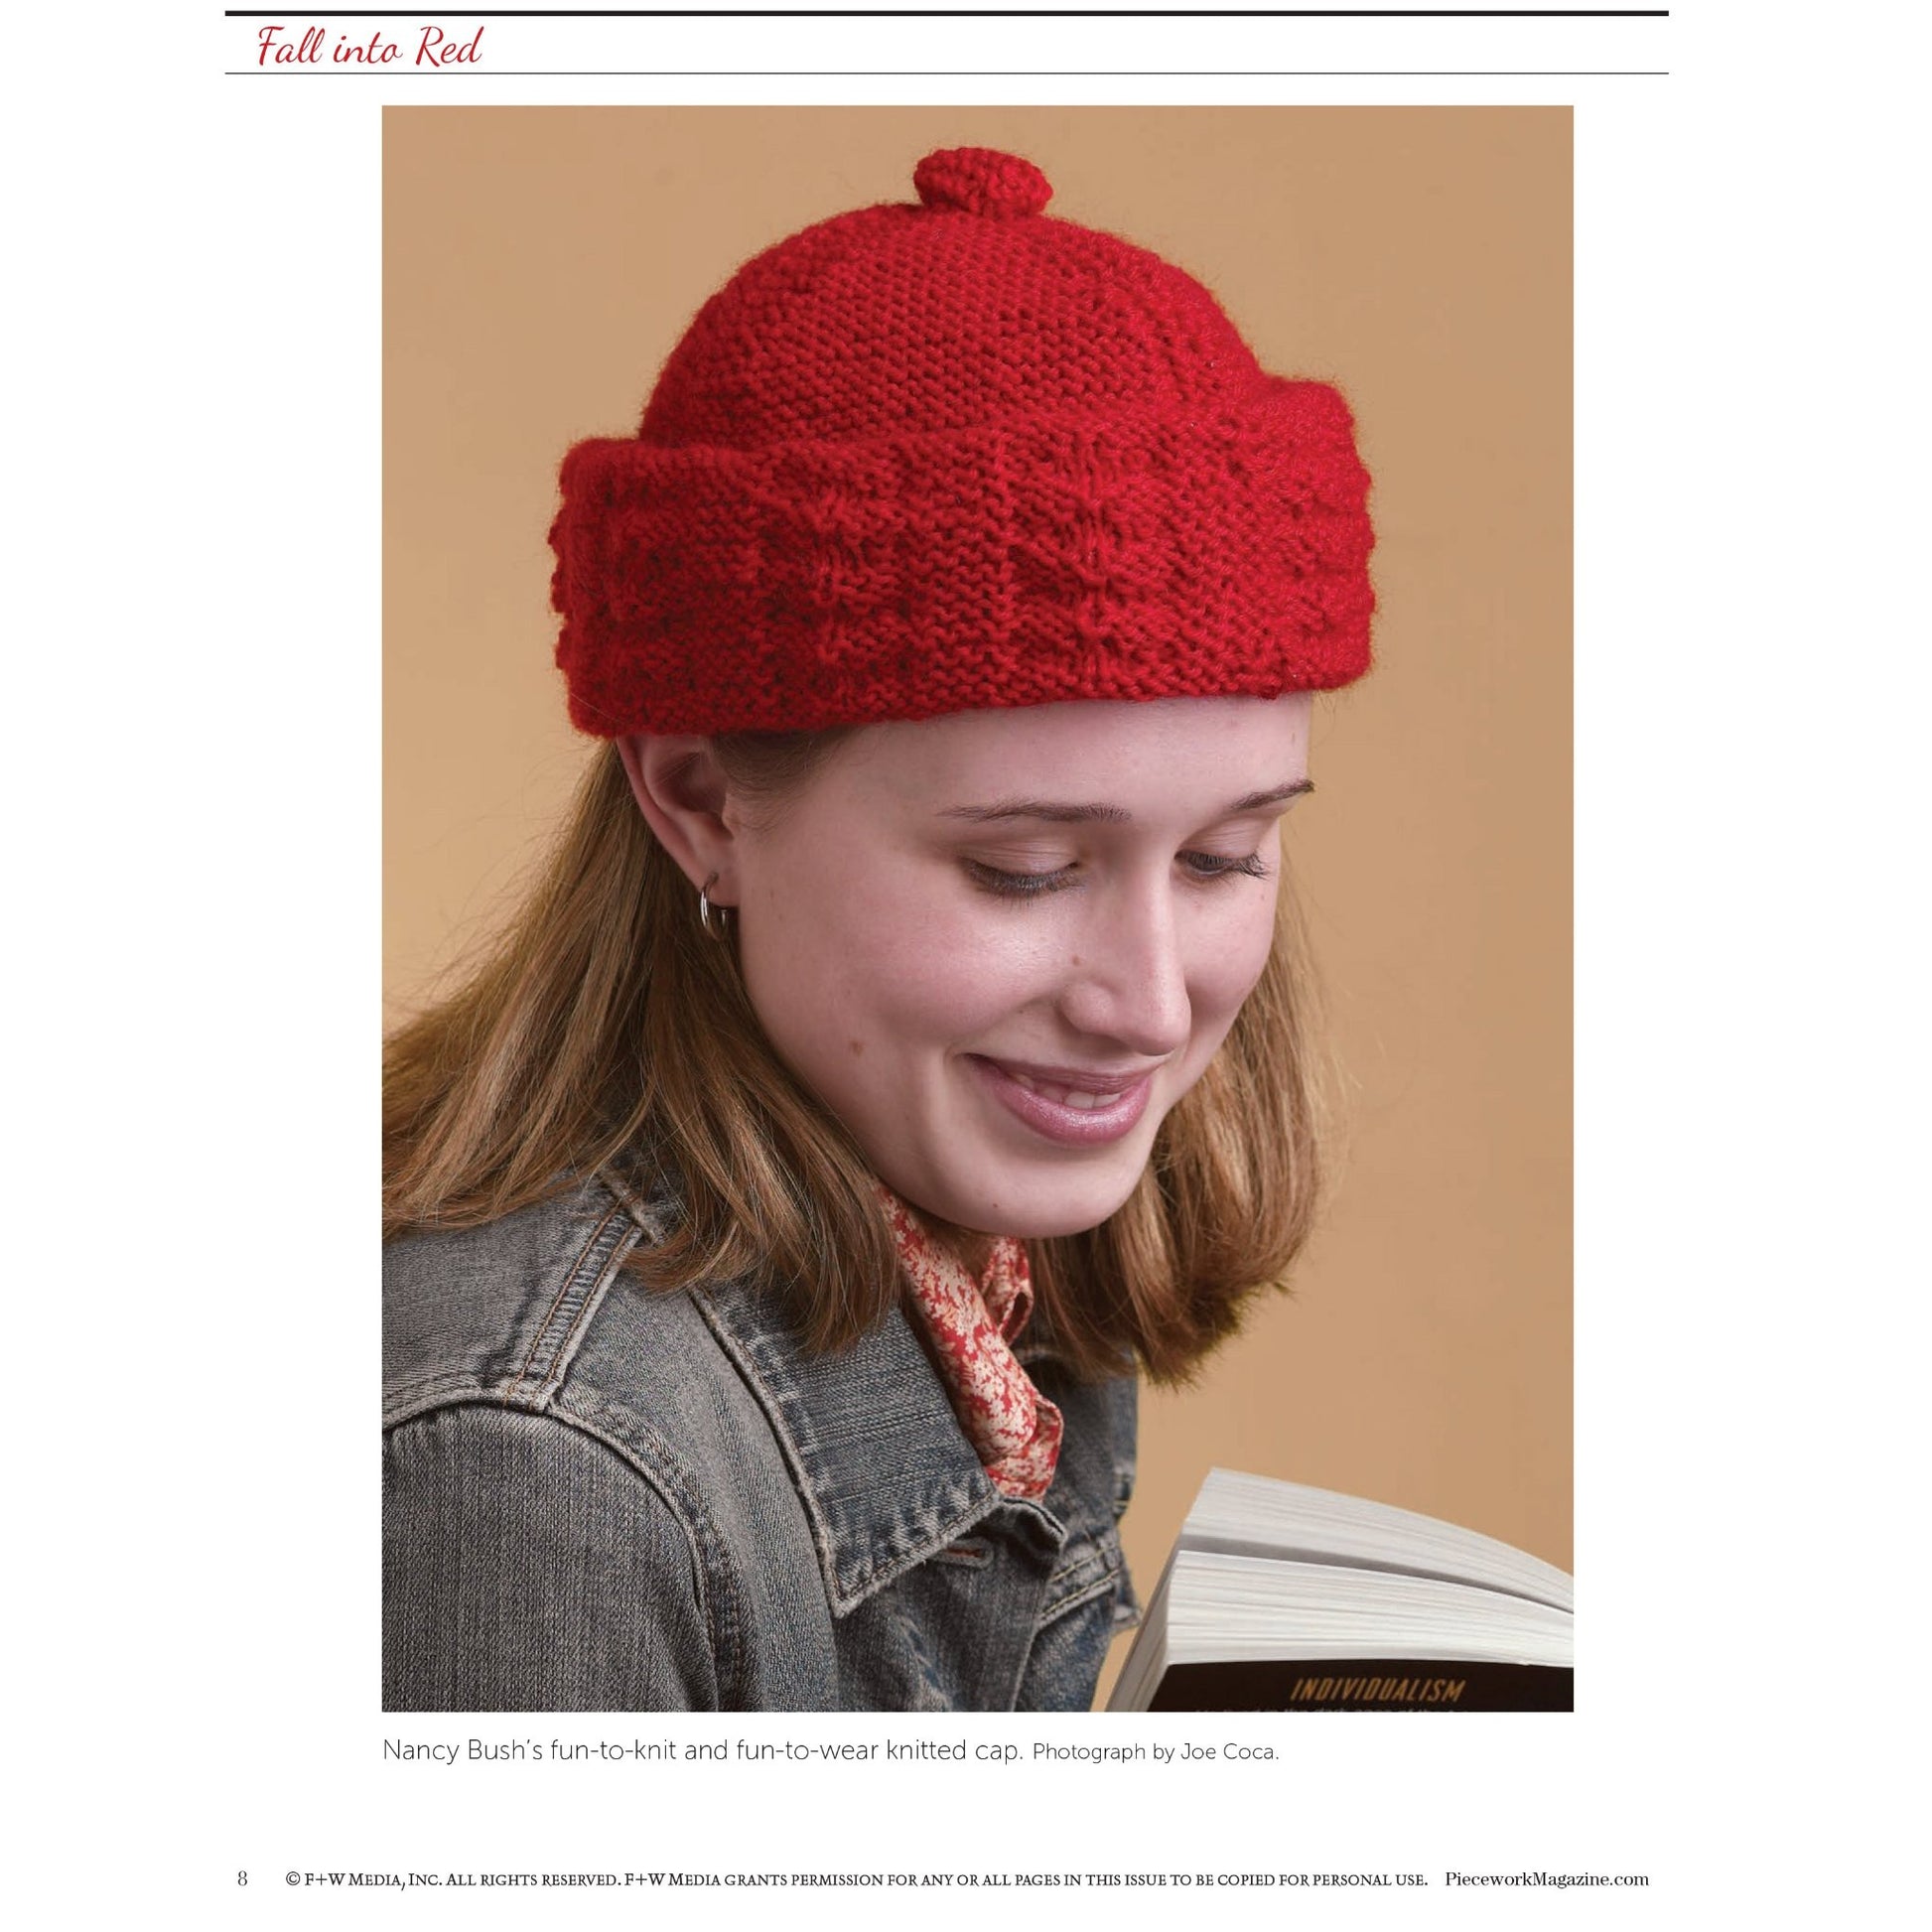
[550,148,1374,736]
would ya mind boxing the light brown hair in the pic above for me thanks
[384,736,1330,1385]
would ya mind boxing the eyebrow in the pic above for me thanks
[938,779,1312,825]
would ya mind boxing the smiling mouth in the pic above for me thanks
[968,1056,1162,1147]
[1003,1069,1137,1112]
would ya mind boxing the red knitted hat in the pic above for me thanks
[550,148,1373,736]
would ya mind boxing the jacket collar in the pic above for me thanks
[602,1167,1052,1616]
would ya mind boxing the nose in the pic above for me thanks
[1056,886,1193,1058]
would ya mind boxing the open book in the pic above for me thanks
[1106,1468,1574,1712]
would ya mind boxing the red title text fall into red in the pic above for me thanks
[255,24,486,69]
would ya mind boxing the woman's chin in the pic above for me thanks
[910,1150,1152,1245]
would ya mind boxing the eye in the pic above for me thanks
[962,859,1080,898]
[1179,850,1272,883]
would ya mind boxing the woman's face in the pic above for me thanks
[727,696,1313,1241]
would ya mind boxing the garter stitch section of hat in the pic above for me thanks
[549,148,1375,737]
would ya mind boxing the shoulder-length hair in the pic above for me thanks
[384,736,1331,1385]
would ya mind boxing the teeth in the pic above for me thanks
[1005,1070,1115,1110]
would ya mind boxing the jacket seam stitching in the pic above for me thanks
[384,1372,517,1432]
[504,1200,628,1403]
[688,1287,851,1607]
[1036,1554,1127,1628]
[553,1390,751,1708]
[530,1206,646,1403]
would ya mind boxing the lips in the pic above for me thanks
[1004,1069,1138,1110]
[968,1055,1160,1148]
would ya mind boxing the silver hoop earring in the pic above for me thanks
[698,873,733,941]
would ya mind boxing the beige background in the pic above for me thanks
[384,107,1572,1692]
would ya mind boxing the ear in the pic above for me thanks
[615,737,740,905]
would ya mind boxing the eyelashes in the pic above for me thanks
[963,853,1272,899]
[1181,851,1273,883]
[963,860,1074,898]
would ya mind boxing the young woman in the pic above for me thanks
[382,147,1374,1712]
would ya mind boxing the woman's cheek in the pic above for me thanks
[862,881,1067,1023]
[866,922,1052,1044]
[1194,893,1282,1022]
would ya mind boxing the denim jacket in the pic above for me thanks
[383,1169,1138,1712]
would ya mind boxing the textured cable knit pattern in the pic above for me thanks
[550,147,1374,736]
[881,1189,1063,1503]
